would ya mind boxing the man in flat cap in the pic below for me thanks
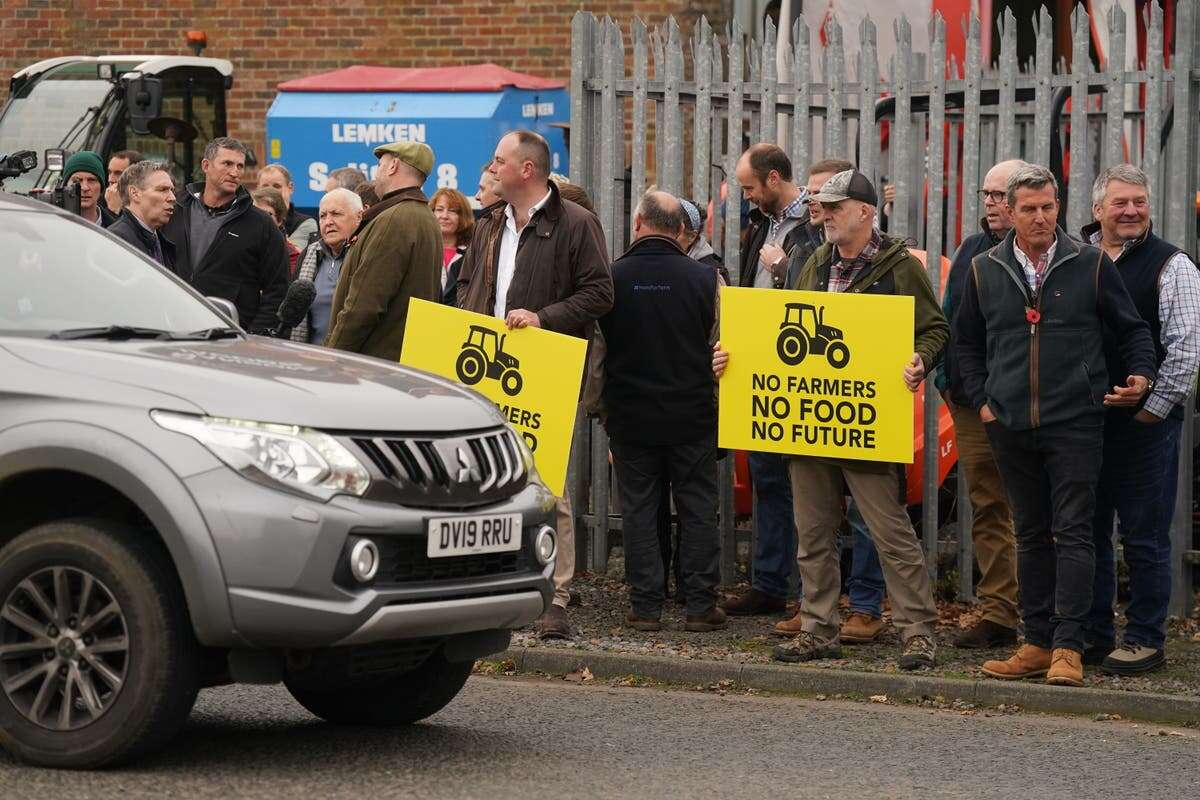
[325,141,442,359]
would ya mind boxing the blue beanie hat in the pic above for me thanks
[678,198,701,232]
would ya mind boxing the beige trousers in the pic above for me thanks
[552,494,576,608]
[788,458,938,642]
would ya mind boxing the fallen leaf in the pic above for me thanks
[870,694,888,704]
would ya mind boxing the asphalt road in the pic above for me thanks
[2,676,1196,799]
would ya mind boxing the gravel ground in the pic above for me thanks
[514,561,1200,697]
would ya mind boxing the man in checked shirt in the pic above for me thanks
[1078,165,1200,676]
[714,169,949,670]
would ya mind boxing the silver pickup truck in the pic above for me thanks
[0,192,556,768]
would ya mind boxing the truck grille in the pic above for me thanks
[371,534,529,585]
[346,428,528,508]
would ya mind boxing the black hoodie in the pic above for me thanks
[161,182,289,333]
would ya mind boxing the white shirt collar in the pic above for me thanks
[504,187,553,230]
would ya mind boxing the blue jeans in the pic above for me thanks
[846,498,885,618]
[747,452,796,599]
[1086,416,1182,651]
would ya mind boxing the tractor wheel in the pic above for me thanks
[455,348,486,385]
[500,369,523,396]
[826,341,850,369]
[776,328,808,366]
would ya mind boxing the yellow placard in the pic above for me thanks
[400,298,586,495]
[718,286,915,463]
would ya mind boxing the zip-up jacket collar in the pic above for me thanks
[987,225,1081,302]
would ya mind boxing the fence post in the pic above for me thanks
[824,18,845,158]
[662,17,685,195]
[996,9,1018,161]
[791,18,811,176]
[1144,2,1165,222]
[923,13,947,583]
[960,9,983,238]
[1065,8,1092,236]
[692,17,713,206]
[1167,0,1198,619]
[857,17,879,187]
[630,18,648,236]
[761,17,779,144]
[570,12,597,192]
[891,17,913,238]
[1102,4,1127,172]
[1030,7,1054,168]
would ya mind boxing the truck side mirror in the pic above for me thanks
[125,75,164,135]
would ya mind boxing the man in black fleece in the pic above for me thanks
[954,164,1157,688]
[161,137,289,333]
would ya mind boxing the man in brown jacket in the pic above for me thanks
[324,141,441,359]
[457,130,613,639]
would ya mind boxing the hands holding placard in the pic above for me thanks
[505,308,541,329]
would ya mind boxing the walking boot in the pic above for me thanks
[1100,643,1166,676]
[839,613,884,644]
[953,618,1018,649]
[772,631,842,663]
[773,609,805,638]
[625,608,662,632]
[719,588,787,616]
[536,604,572,640]
[684,607,728,632]
[1045,648,1084,687]
[980,644,1051,680]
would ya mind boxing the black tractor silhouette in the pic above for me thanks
[776,302,850,369]
[456,325,524,396]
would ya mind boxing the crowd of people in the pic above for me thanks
[63,124,1199,685]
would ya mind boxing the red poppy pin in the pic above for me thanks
[1025,308,1041,324]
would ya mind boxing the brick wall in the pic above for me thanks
[0,0,728,161]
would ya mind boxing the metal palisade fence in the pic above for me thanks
[567,2,1200,617]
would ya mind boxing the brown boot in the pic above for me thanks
[684,607,728,632]
[773,609,805,637]
[1045,648,1085,687]
[839,613,884,644]
[980,644,1052,680]
[536,604,572,640]
[719,588,787,616]
[624,608,662,632]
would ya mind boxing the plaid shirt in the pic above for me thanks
[827,229,882,293]
[1013,237,1056,294]
[1088,229,1200,418]
[767,191,809,243]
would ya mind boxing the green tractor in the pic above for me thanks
[776,302,851,369]
[455,325,524,396]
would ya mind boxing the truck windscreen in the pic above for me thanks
[0,69,114,194]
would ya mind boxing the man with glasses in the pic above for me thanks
[937,159,1026,649]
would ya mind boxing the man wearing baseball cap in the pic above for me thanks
[713,169,949,670]
[62,151,117,227]
[324,141,442,359]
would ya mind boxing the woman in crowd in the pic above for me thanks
[252,186,301,279]
[429,188,474,306]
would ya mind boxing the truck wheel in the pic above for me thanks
[0,519,199,769]
[500,369,523,396]
[826,341,850,369]
[776,329,808,365]
[285,651,472,726]
[455,349,486,385]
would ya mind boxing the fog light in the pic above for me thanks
[534,525,556,566]
[349,539,380,582]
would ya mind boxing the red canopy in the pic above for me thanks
[278,63,565,93]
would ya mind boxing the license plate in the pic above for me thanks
[427,513,522,558]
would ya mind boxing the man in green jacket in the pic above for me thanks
[713,170,948,670]
[325,141,442,360]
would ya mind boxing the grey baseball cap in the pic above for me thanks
[810,169,878,206]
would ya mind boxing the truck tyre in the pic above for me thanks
[0,519,199,769]
[776,328,808,365]
[455,348,486,385]
[285,651,472,726]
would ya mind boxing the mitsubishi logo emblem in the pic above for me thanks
[454,447,477,484]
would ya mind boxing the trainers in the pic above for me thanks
[536,604,572,640]
[1045,648,1084,687]
[684,607,728,632]
[772,631,842,663]
[898,634,937,670]
[625,608,662,632]
[981,644,1052,680]
[840,612,884,644]
[953,618,1018,649]
[720,588,787,616]
[1099,643,1166,676]
[773,610,806,637]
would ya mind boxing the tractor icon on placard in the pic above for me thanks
[456,325,524,396]
[776,302,850,369]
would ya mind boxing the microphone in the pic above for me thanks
[272,279,316,338]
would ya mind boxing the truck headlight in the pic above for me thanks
[152,411,370,499]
